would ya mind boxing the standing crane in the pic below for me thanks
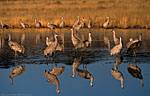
[87,19,92,30]
[35,19,42,28]
[20,19,29,28]
[44,34,58,57]
[47,22,57,30]
[59,17,65,28]
[103,17,110,28]
[0,21,9,29]
[8,34,25,58]
[110,37,122,56]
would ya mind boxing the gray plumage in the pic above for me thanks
[103,17,109,28]
[59,17,65,28]
[71,28,81,47]
[20,20,29,28]
[73,16,80,28]
[47,22,57,30]
[126,38,134,49]
[8,34,25,58]
[87,19,92,29]
[0,21,9,29]
[110,37,122,56]
[44,34,58,56]
[35,19,42,28]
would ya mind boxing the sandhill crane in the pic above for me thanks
[111,68,124,88]
[8,34,25,58]
[114,55,123,70]
[73,22,82,31]
[112,30,119,45]
[103,17,109,28]
[126,33,142,49]
[20,20,29,28]
[110,37,122,56]
[73,16,80,28]
[0,21,9,29]
[87,19,92,30]
[9,64,25,85]
[46,34,64,52]
[44,34,58,56]
[35,19,42,28]
[126,38,134,49]
[127,34,142,57]
[59,17,65,28]
[74,32,92,50]
[45,70,60,93]
[76,68,94,87]
[127,64,143,87]
[46,37,53,46]
[72,56,82,78]
[71,28,81,47]
[47,22,57,30]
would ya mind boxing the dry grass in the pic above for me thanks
[0,0,150,28]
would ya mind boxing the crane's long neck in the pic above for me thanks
[120,38,122,46]
[121,78,124,88]
[71,29,74,37]
[107,18,109,23]
[54,35,58,47]
[113,31,116,39]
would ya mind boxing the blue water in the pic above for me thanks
[0,29,150,96]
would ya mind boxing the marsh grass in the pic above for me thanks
[0,0,150,28]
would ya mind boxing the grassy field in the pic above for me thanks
[0,0,150,29]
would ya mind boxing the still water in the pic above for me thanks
[0,28,150,96]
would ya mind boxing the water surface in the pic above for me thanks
[0,28,150,96]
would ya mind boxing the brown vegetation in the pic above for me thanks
[0,0,150,29]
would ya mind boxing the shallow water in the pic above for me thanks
[0,28,150,96]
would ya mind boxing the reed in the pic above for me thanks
[0,0,150,28]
